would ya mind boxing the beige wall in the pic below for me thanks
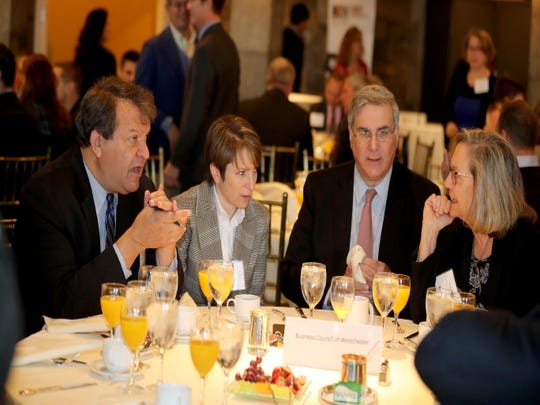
[47,0,157,64]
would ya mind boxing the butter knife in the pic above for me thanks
[295,306,307,319]
[19,382,97,396]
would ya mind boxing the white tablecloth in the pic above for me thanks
[6,307,434,405]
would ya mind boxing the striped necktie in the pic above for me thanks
[105,193,116,247]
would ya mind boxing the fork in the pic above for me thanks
[52,353,86,366]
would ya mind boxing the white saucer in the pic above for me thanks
[90,360,142,381]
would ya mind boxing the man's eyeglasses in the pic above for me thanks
[352,126,395,143]
[449,166,473,185]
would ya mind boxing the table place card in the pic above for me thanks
[435,269,458,292]
[282,317,382,374]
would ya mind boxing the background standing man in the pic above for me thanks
[135,0,194,163]
[281,2,310,93]
[164,0,240,193]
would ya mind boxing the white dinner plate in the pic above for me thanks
[89,360,142,381]
[319,384,378,405]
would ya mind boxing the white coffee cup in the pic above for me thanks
[156,383,191,405]
[418,321,432,343]
[345,295,375,325]
[226,294,260,322]
[102,337,130,373]
[177,305,196,336]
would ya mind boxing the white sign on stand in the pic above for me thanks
[282,317,382,374]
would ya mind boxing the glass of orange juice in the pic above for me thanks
[388,274,411,348]
[198,260,213,312]
[190,323,219,405]
[208,260,234,319]
[100,282,126,338]
[120,298,150,393]
[294,171,308,206]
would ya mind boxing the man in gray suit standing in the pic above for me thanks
[173,115,269,305]
[164,0,240,192]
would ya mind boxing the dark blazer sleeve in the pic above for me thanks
[415,306,540,404]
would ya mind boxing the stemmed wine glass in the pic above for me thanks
[198,260,213,312]
[120,293,150,393]
[190,322,219,405]
[330,276,355,322]
[208,260,234,319]
[100,282,126,338]
[149,266,179,302]
[147,301,178,387]
[389,274,411,347]
[300,262,327,317]
[425,287,454,328]
[372,272,399,336]
[138,265,155,286]
[126,280,153,371]
[217,320,244,404]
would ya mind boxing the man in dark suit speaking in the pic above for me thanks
[164,0,240,192]
[280,85,439,314]
[14,77,190,335]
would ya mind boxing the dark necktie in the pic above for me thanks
[357,189,377,258]
[105,193,116,247]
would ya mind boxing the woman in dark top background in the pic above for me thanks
[443,28,496,149]
[74,8,116,96]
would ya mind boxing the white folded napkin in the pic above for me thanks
[11,331,102,366]
[346,245,367,284]
[43,314,109,334]
[178,292,197,308]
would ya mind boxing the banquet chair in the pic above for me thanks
[0,154,50,245]
[255,192,288,306]
[411,138,434,178]
[397,130,409,166]
[302,149,330,171]
[144,147,164,187]
[259,143,299,187]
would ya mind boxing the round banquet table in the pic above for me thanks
[5,306,434,405]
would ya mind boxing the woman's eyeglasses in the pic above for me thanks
[449,166,473,185]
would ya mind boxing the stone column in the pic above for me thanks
[229,0,272,100]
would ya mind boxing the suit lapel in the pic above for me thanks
[71,149,101,255]
[379,164,407,262]
[232,203,257,280]
[195,183,223,259]
[332,163,355,256]
[160,27,186,80]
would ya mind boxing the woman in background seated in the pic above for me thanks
[20,54,73,158]
[410,129,540,323]
[173,115,269,305]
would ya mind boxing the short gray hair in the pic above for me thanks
[347,84,399,129]
[265,57,295,87]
